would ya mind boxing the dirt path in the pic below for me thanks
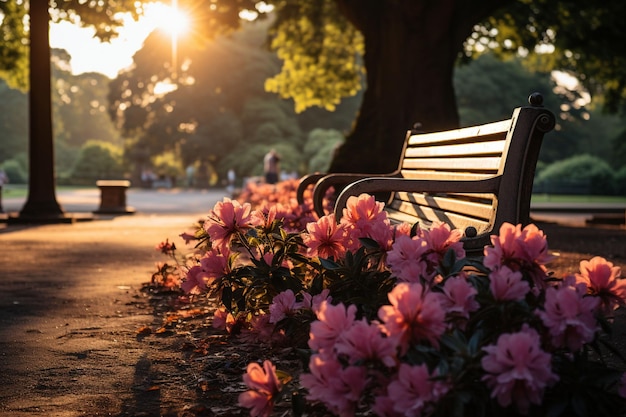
[0,210,624,416]
[0,214,212,417]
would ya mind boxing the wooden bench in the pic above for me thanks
[94,180,135,214]
[297,93,556,256]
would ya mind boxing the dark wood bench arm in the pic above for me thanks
[296,173,326,205]
[311,172,400,217]
[334,176,502,220]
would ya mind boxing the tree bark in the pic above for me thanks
[19,0,64,217]
[329,0,506,174]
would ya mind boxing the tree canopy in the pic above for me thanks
[2,0,625,178]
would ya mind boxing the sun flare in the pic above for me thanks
[151,2,191,37]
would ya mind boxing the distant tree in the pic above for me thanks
[109,21,308,182]
[454,54,626,166]
[70,140,124,184]
[51,49,122,148]
[303,129,344,173]
[0,0,142,216]
[0,79,27,162]
[3,0,626,183]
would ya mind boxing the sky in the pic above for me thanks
[48,3,180,78]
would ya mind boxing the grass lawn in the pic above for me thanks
[3,183,625,204]
[531,194,626,204]
[1,185,95,199]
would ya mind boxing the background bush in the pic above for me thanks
[1,158,28,184]
[534,154,615,195]
[69,141,124,185]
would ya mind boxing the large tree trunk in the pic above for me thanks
[329,0,506,173]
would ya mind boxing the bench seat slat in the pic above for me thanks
[402,156,502,171]
[399,170,495,181]
[385,206,493,234]
[390,193,496,223]
[404,140,506,159]
[407,120,512,145]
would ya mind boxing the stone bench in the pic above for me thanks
[94,180,135,214]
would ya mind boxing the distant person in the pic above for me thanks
[186,164,195,188]
[227,168,236,195]
[263,149,281,185]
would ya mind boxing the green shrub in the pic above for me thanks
[1,159,28,184]
[70,141,124,185]
[535,154,615,195]
[615,166,626,195]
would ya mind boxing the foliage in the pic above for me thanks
[1,158,27,183]
[265,0,365,112]
[0,79,27,162]
[481,0,626,113]
[155,180,626,417]
[152,151,184,182]
[69,140,124,184]
[454,54,626,166]
[535,154,616,196]
[51,49,122,148]
[303,128,344,174]
[615,167,626,196]
[0,0,142,90]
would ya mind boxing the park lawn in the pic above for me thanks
[4,183,626,204]
[531,194,626,204]
[1,185,95,199]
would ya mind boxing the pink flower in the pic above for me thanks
[238,360,282,417]
[181,248,232,293]
[576,256,625,312]
[481,325,558,414]
[199,247,231,281]
[393,222,414,239]
[335,319,398,367]
[309,301,357,353]
[386,363,450,417]
[300,354,368,416]
[303,214,349,259]
[300,289,332,313]
[155,239,176,254]
[340,193,387,229]
[269,290,297,323]
[378,283,447,353]
[536,277,599,351]
[489,266,530,301]
[340,193,392,251]
[440,276,480,321]
[181,265,208,294]
[239,314,286,345]
[212,307,236,332]
[484,223,554,289]
[386,235,431,283]
[423,221,465,264]
[204,198,252,251]
[372,395,405,417]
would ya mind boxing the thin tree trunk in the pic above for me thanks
[19,0,64,217]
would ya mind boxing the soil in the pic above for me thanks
[0,214,624,417]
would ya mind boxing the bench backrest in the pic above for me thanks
[383,97,555,253]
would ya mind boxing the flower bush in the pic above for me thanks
[155,178,626,417]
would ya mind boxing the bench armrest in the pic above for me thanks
[296,173,326,205]
[312,172,400,217]
[334,176,501,220]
